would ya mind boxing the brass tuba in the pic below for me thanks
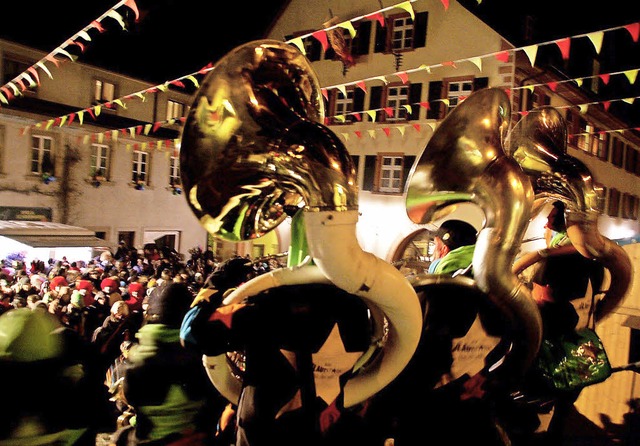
[406,87,542,377]
[180,40,422,408]
[506,106,633,320]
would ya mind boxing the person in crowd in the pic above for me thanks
[0,307,116,445]
[92,300,136,374]
[367,219,512,445]
[101,276,123,307]
[180,256,375,446]
[511,201,606,444]
[111,281,222,445]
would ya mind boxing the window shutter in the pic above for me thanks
[473,77,489,91]
[402,155,417,192]
[353,88,365,113]
[363,155,377,191]
[413,12,428,48]
[374,19,389,53]
[408,83,423,121]
[369,86,383,122]
[427,81,443,119]
[353,21,371,55]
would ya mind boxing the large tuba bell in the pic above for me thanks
[406,87,543,378]
[180,40,422,408]
[507,106,633,320]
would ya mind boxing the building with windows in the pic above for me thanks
[0,38,222,260]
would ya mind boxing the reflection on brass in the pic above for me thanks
[180,40,357,242]
[507,106,633,320]
[406,88,542,377]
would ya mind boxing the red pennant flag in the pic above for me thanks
[324,117,330,125]
[105,102,114,109]
[124,0,140,22]
[442,61,457,68]
[170,80,186,88]
[27,67,40,86]
[518,111,530,116]
[321,88,328,101]
[198,63,213,74]
[555,38,571,60]
[355,130,362,138]
[179,117,187,123]
[70,39,86,52]
[87,109,96,120]
[599,74,610,85]
[1,86,14,100]
[547,82,558,92]
[504,88,511,98]
[312,30,329,51]
[136,125,143,135]
[396,72,409,84]
[418,101,430,110]
[383,127,391,137]
[353,113,362,121]
[15,79,27,91]
[383,107,394,117]
[153,122,162,132]
[440,0,450,10]
[68,113,76,125]
[91,20,106,33]
[625,23,640,42]
[495,51,510,63]
[54,117,61,126]
[104,132,111,141]
[356,81,367,93]
[121,128,128,135]
[602,101,611,111]
[45,55,60,67]
[412,123,421,132]
[365,12,385,27]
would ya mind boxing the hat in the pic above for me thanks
[49,275,68,290]
[436,220,477,250]
[0,308,63,362]
[146,282,192,327]
[128,282,145,298]
[206,257,254,291]
[100,277,119,293]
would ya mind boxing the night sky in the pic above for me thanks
[0,0,637,85]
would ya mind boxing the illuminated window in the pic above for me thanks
[167,100,184,120]
[379,155,404,193]
[31,135,53,175]
[386,85,409,121]
[170,154,181,186]
[94,79,115,104]
[446,79,473,112]
[132,150,149,184]
[391,16,414,50]
[91,143,110,179]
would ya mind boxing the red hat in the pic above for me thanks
[49,276,68,290]
[76,279,95,306]
[100,278,119,293]
[125,282,145,311]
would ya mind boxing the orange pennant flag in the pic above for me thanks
[124,0,140,22]
[356,81,367,93]
[365,12,385,27]
[396,72,409,84]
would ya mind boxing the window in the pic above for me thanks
[170,154,181,186]
[2,54,36,90]
[361,154,416,194]
[625,146,638,174]
[374,12,428,53]
[446,79,473,113]
[132,150,149,184]
[611,137,624,168]
[31,135,53,175]
[621,193,639,220]
[91,143,110,179]
[379,155,404,192]
[607,188,620,217]
[386,85,409,121]
[167,100,185,120]
[333,88,355,123]
[94,79,115,104]
[391,16,414,51]
[590,129,609,160]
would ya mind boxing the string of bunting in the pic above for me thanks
[0,0,140,106]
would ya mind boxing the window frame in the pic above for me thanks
[377,153,405,194]
[170,153,181,186]
[166,99,185,120]
[132,149,149,185]
[31,135,54,176]
[385,83,410,122]
[90,143,110,180]
[93,79,116,106]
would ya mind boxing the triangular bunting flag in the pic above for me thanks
[624,23,640,42]
[355,130,362,138]
[522,45,538,66]
[599,74,610,85]
[396,1,415,20]
[468,57,482,71]
[337,21,356,38]
[356,81,367,93]
[555,38,571,60]
[440,0,450,10]
[290,37,306,55]
[382,127,391,137]
[365,110,377,121]
[368,129,376,139]
[412,123,421,132]
[586,31,604,54]
[396,72,409,84]
[623,69,638,84]
[578,104,588,114]
[312,30,329,51]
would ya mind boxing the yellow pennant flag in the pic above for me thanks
[78,111,84,125]
[289,37,306,55]
[587,31,604,54]
[623,69,638,84]
[468,57,482,72]
[522,45,538,67]
[396,1,415,20]
[36,62,53,79]
[368,129,376,139]
[144,124,152,135]
[365,110,377,121]
[338,21,356,38]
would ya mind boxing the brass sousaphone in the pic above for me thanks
[179,40,422,408]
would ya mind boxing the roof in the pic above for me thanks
[0,220,113,248]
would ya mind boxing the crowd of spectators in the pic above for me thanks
[0,243,284,444]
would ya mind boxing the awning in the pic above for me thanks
[1,234,110,248]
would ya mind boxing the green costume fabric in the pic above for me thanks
[432,244,475,275]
